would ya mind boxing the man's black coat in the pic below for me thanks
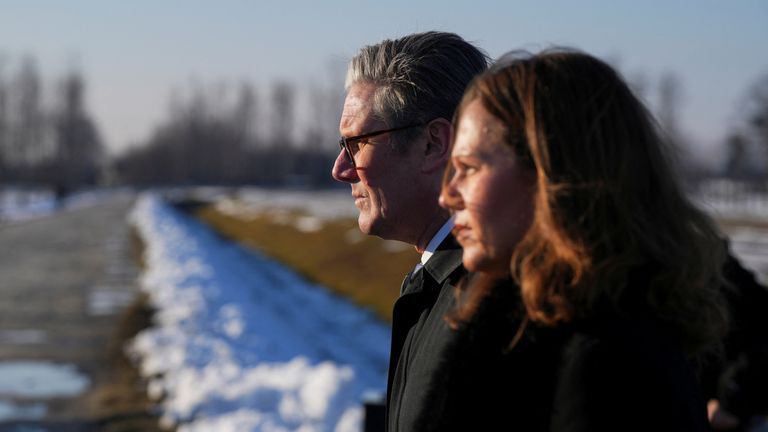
[385,234,465,432]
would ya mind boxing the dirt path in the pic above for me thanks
[0,194,160,431]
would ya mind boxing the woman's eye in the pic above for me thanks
[458,162,477,174]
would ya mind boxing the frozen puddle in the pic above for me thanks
[0,330,47,345]
[0,400,46,421]
[0,361,89,398]
[88,289,136,316]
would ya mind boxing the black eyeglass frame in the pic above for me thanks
[338,122,426,168]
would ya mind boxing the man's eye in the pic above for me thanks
[348,139,367,154]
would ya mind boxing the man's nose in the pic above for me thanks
[331,149,359,183]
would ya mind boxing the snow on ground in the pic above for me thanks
[0,361,89,398]
[692,180,768,282]
[129,194,390,432]
[212,188,356,230]
[694,179,768,222]
[0,188,58,221]
[233,188,358,221]
[724,226,768,284]
[0,187,133,223]
[211,188,413,253]
[155,187,357,223]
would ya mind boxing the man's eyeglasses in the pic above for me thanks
[338,122,425,168]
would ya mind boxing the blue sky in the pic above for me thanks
[1,0,766,164]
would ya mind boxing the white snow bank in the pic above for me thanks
[129,194,390,432]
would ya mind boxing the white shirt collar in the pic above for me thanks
[421,216,455,266]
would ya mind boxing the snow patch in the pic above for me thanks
[0,401,46,422]
[129,194,390,431]
[0,361,89,398]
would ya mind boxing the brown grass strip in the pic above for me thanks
[79,228,169,432]
[195,204,418,322]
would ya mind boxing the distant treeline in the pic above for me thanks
[1,53,766,191]
[114,81,342,187]
[113,68,768,188]
[0,56,103,195]
[0,54,344,191]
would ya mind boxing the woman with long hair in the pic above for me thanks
[438,49,728,431]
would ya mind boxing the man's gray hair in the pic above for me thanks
[346,31,488,149]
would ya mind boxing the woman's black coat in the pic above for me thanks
[415,278,711,432]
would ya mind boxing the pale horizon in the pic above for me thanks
[1,0,767,169]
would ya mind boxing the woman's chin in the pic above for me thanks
[462,254,509,277]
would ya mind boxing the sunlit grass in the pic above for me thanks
[195,204,419,322]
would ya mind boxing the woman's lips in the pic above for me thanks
[452,223,471,242]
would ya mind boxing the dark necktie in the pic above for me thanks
[400,264,424,295]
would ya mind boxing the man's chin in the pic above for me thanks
[357,214,379,237]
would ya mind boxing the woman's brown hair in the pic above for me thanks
[443,50,727,353]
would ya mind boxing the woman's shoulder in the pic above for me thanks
[559,317,698,395]
[551,319,710,432]
[565,316,682,359]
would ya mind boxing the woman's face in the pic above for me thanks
[440,100,536,276]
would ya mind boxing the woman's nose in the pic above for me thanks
[439,180,464,210]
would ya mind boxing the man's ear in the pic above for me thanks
[422,118,452,173]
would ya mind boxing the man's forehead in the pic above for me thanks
[345,82,378,103]
[340,83,381,131]
[341,93,371,118]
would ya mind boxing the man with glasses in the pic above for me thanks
[331,32,487,431]
[332,31,768,432]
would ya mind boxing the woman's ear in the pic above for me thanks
[422,118,452,173]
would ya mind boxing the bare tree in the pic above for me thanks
[52,68,103,194]
[305,75,344,154]
[658,71,683,146]
[270,81,295,146]
[627,70,651,105]
[745,73,768,166]
[0,56,8,174]
[233,82,258,146]
[10,56,45,167]
[724,133,749,179]
[115,70,342,187]
[655,70,701,182]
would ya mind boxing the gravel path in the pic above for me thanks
[0,194,143,430]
